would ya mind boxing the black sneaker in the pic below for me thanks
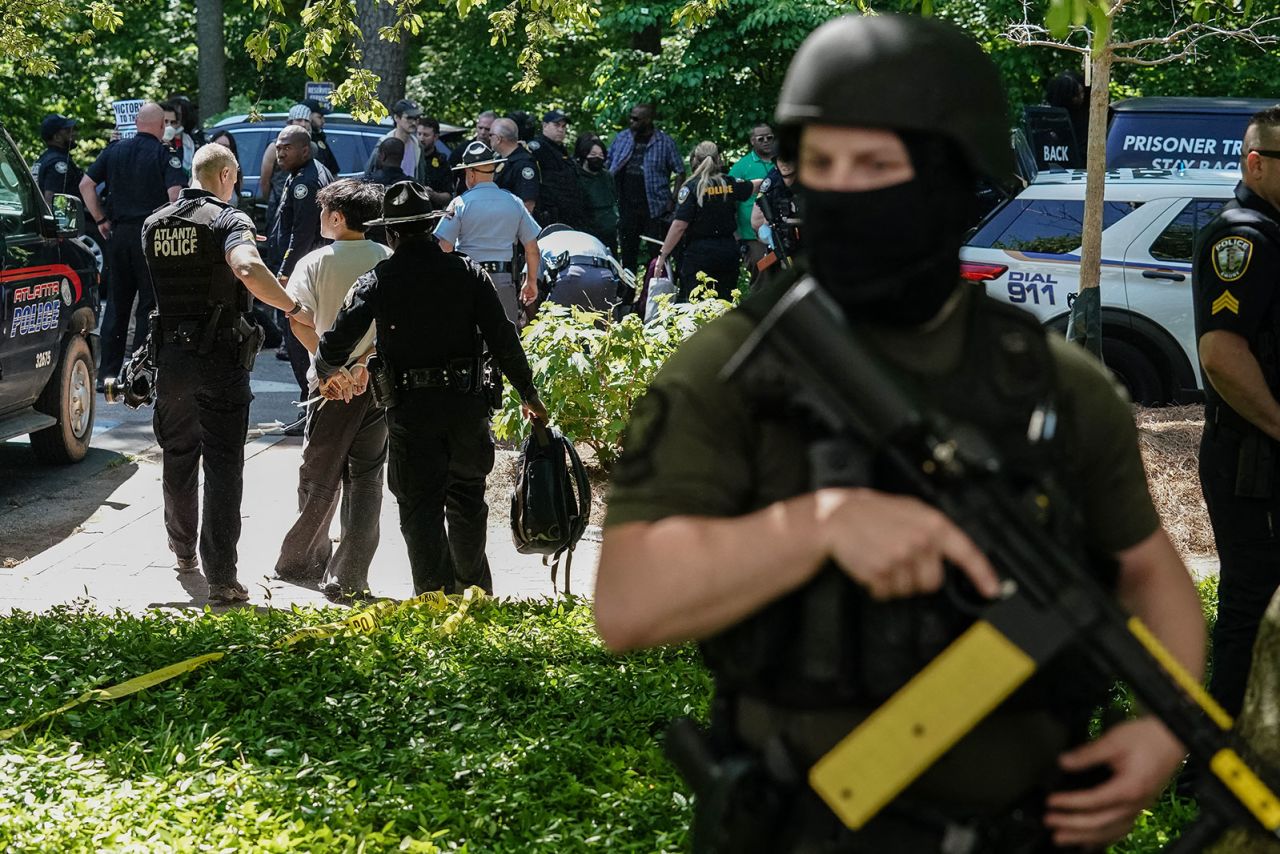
[275,344,290,361]
[208,581,249,604]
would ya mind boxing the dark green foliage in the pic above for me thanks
[0,600,709,851]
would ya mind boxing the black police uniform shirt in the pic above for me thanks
[270,158,333,278]
[35,146,84,202]
[314,239,537,401]
[674,178,754,242]
[1193,181,1280,416]
[364,165,412,187]
[312,131,341,177]
[84,131,187,223]
[145,189,258,308]
[529,134,586,228]
[417,149,453,194]
[495,145,540,207]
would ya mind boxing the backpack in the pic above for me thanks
[510,423,592,594]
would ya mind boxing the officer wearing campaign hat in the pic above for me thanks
[529,108,588,229]
[434,141,541,324]
[316,181,548,596]
[35,115,83,206]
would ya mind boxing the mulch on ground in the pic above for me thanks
[1135,405,1214,558]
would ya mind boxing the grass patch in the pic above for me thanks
[0,600,707,852]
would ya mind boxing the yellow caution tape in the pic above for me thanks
[0,588,484,741]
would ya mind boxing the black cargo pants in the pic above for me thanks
[386,389,494,595]
[100,220,156,379]
[1200,430,1280,718]
[153,345,252,587]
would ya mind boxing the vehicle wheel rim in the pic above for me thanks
[69,359,92,438]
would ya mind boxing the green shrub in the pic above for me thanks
[493,286,735,467]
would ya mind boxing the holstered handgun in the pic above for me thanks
[235,314,265,372]
[367,354,398,409]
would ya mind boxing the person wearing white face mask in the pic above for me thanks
[161,100,197,174]
[80,101,188,388]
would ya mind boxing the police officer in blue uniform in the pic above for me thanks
[315,181,548,595]
[1193,105,1280,718]
[35,115,84,205]
[528,109,588,229]
[434,141,541,324]
[80,102,187,386]
[143,143,315,603]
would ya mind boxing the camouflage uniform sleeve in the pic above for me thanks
[1050,336,1160,554]
[605,312,758,526]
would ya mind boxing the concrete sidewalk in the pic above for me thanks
[0,435,598,614]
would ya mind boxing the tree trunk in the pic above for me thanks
[196,0,228,121]
[356,0,407,108]
[1066,31,1112,359]
[1207,588,1280,853]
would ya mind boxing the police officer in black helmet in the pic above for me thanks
[315,182,548,596]
[595,15,1204,852]
[143,143,316,604]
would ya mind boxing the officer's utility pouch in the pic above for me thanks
[482,358,503,410]
[367,355,398,410]
[448,357,479,394]
[1236,431,1275,499]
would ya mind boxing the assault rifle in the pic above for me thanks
[755,192,798,273]
[719,277,1280,851]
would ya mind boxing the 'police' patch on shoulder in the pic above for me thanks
[529,140,541,151]
[1212,236,1253,282]
[677,185,691,204]
[169,156,182,169]
[293,183,310,200]
[521,166,535,181]
[760,177,771,192]
[54,161,68,174]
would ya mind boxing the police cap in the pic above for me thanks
[365,181,443,226]
[450,140,506,172]
[40,114,77,141]
[775,14,1012,181]
[542,109,569,124]
[392,99,422,118]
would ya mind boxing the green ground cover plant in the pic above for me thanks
[0,580,1221,852]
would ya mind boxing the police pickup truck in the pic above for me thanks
[0,123,100,462]
[960,167,1236,405]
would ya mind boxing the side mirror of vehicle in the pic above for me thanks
[51,194,85,236]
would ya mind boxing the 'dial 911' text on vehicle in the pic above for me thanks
[960,167,1237,406]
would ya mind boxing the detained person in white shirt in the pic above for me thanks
[273,179,392,598]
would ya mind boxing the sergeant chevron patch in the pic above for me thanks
[1212,290,1240,315]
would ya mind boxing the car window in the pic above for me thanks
[0,135,37,237]
[1149,198,1229,262]
[969,199,1141,255]
[326,131,376,176]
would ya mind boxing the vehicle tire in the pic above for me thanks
[1103,337,1165,406]
[30,335,95,464]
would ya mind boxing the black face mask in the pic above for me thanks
[799,136,976,326]
[585,157,605,172]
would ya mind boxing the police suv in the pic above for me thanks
[0,124,100,462]
[960,168,1237,405]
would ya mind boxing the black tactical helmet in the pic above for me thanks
[775,14,1012,181]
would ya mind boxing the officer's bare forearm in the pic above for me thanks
[79,178,105,224]
[750,204,766,232]
[594,495,827,652]
[290,318,319,355]
[658,220,689,260]
[1200,330,1280,440]
[523,240,540,281]
[227,245,298,313]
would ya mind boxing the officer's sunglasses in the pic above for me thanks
[1251,150,1280,160]
[753,134,775,142]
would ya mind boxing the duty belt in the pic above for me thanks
[398,358,484,392]
[158,323,244,349]
[567,255,615,272]
[477,261,513,273]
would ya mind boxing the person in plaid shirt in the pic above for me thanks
[605,103,685,272]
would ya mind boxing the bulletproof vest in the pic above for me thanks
[702,281,1110,726]
[144,196,246,321]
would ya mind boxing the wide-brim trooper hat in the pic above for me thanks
[450,140,507,171]
[365,181,444,226]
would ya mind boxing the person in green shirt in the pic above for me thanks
[574,135,619,252]
[728,121,776,281]
[594,13,1204,853]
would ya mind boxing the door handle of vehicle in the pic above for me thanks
[1142,269,1186,282]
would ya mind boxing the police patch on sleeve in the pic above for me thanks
[1212,236,1253,282]
[54,161,68,174]
[169,156,182,169]
[529,140,541,151]
[760,177,771,192]
[521,166,536,181]
[293,182,310,200]
[677,185,690,204]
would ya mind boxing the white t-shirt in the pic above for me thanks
[286,238,392,390]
